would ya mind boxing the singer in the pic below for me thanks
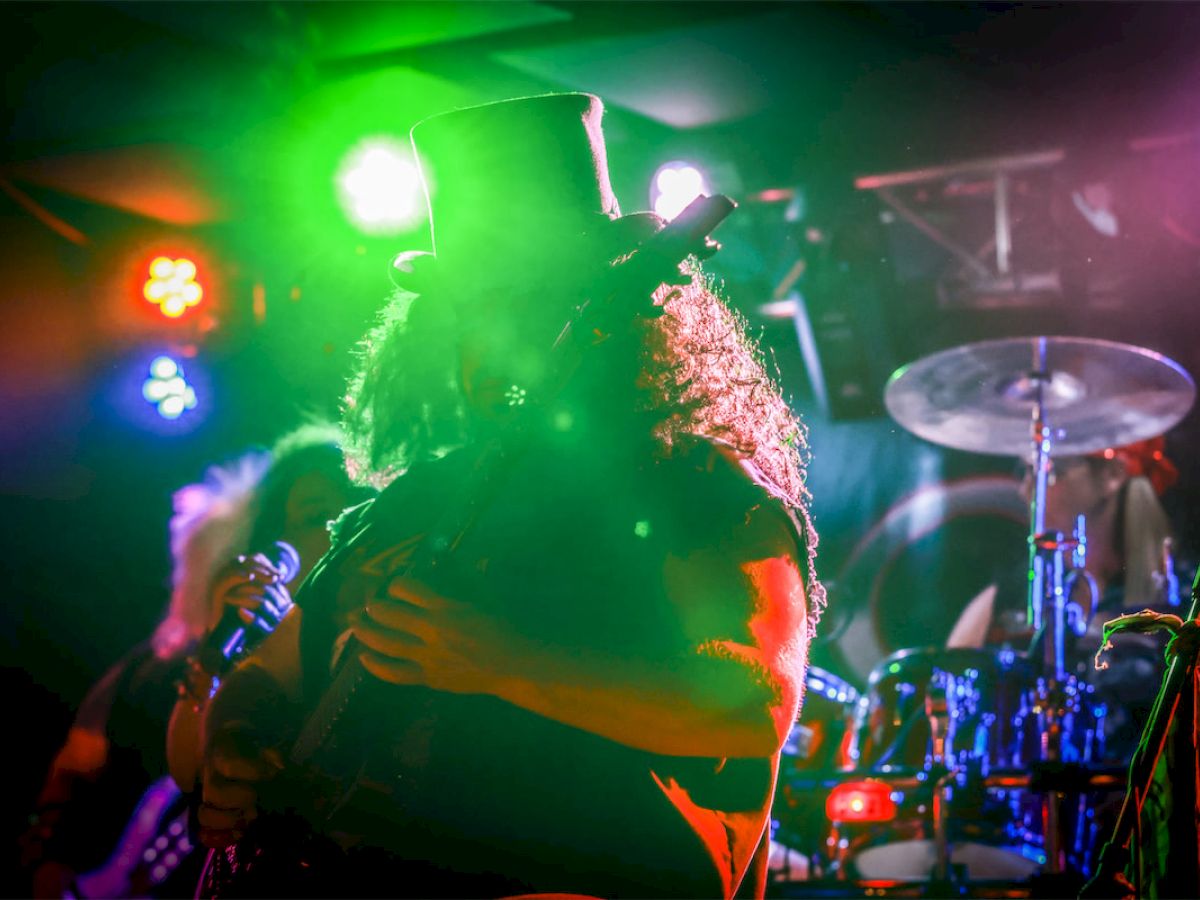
[20,425,366,899]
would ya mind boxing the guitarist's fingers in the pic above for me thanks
[208,724,284,780]
[365,595,432,633]
[211,749,278,783]
[204,771,260,811]
[359,650,424,685]
[384,575,444,610]
[353,617,423,657]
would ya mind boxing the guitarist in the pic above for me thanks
[196,93,823,899]
[21,426,365,898]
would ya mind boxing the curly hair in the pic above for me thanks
[644,268,823,631]
[151,422,360,659]
[342,263,823,628]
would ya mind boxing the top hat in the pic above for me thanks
[392,93,661,292]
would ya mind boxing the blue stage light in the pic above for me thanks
[142,356,198,420]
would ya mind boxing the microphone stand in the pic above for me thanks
[1080,567,1200,898]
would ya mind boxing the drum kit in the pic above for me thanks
[771,336,1197,896]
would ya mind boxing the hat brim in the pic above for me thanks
[389,211,667,294]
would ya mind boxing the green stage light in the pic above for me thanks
[335,138,423,235]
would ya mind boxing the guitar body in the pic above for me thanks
[197,686,460,898]
[198,815,345,899]
[73,777,196,899]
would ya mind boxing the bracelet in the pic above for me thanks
[176,656,217,710]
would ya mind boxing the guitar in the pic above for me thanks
[199,195,737,897]
[69,778,192,899]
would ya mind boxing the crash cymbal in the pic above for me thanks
[885,336,1196,457]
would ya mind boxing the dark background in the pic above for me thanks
[5,1,1200,884]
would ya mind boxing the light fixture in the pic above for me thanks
[142,355,198,420]
[651,162,709,221]
[335,137,423,235]
[143,256,203,319]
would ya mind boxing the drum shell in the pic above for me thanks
[845,647,1031,773]
[772,666,861,871]
[823,647,1115,884]
[785,666,861,772]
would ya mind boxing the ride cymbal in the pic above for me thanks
[884,336,1195,457]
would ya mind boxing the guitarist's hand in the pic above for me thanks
[353,575,525,696]
[197,723,284,849]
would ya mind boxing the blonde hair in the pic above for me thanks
[1120,474,1173,608]
[150,453,269,659]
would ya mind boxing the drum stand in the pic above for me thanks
[929,339,1103,887]
[1019,339,1100,881]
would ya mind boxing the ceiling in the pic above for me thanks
[7,2,1200,193]
[4,1,1200,452]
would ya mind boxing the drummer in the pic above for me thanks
[947,436,1185,760]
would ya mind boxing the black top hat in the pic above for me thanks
[392,93,660,293]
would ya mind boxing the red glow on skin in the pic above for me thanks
[740,553,809,744]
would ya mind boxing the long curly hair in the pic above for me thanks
[342,262,824,630]
[151,423,356,659]
[151,451,268,660]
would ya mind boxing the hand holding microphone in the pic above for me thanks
[199,541,302,677]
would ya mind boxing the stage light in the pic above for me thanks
[335,138,422,235]
[142,356,198,420]
[149,355,177,380]
[825,780,897,824]
[651,162,709,221]
[143,256,203,319]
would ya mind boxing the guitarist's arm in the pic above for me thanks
[353,496,809,760]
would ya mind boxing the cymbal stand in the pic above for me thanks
[1023,337,1097,875]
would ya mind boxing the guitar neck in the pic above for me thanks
[288,436,524,771]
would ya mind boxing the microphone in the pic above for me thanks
[198,540,302,679]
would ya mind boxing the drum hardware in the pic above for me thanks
[792,768,1127,795]
[930,769,954,881]
[765,337,1195,891]
[799,767,1127,886]
[885,334,1194,677]
[882,336,1196,460]
[799,336,1200,889]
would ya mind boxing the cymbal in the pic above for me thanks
[885,336,1196,457]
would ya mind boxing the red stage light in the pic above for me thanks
[143,256,203,318]
[825,780,898,823]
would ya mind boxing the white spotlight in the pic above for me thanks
[651,162,709,221]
